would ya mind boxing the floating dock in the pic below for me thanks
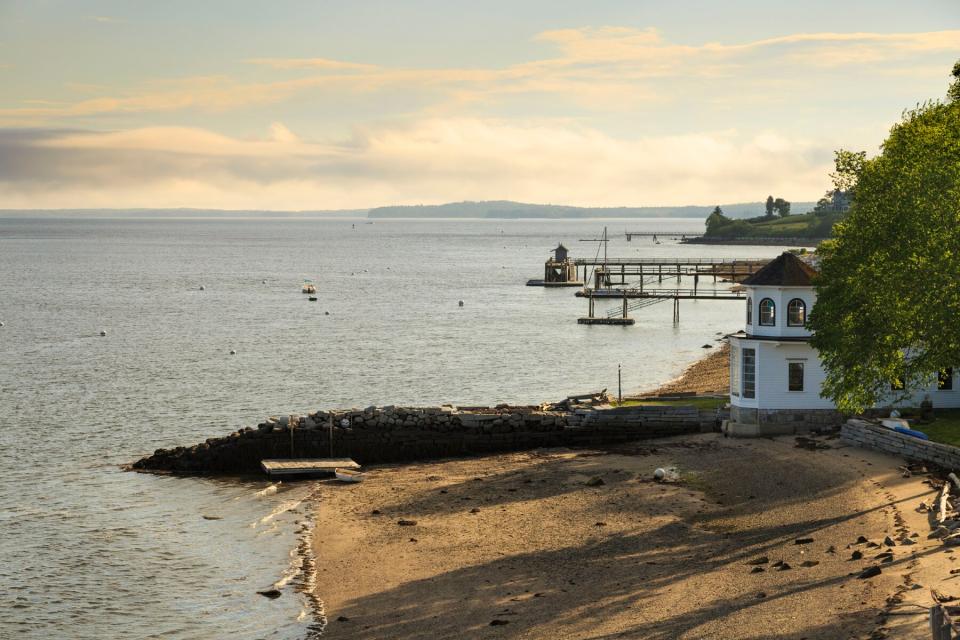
[261,458,360,478]
[526,279,584,287]
[578,317,635,325]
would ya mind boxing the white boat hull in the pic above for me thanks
[334,469,364,483]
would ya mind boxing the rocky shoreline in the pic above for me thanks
[131,397,724,475]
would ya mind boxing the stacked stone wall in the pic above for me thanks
[841,420,960,471]
[132,404,725,475]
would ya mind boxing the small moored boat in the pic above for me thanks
[334,468,364,483]
[302,280,317,294]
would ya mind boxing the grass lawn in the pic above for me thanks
[615,397,727,410]
[916,409,960,448]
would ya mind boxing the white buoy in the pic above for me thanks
[653,468,666,481]
[0,321,4,327]
[199,285,205,291]
[262,280,266,284]
[99,330,107,337]
[230,349,236,355]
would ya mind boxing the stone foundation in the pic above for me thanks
[131,403,727,475]
[726,406,844,437]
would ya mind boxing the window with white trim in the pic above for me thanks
[787,298,806,327]
[788,362,804,391]
[759,298,776,326]
[742,348,756,398]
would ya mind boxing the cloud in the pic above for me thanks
[0,121,832,210]
[5,26,957,126]
[247,57,380,71]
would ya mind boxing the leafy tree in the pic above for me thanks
[704,206,730,235]
[809,85,960,412]
[773,197,791,217]
[949,60,960,103]
[765,195,775,218]
[829,149,867,195]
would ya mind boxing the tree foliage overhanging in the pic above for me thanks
[809,93,960,412]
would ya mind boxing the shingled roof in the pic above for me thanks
[741,252,819,287]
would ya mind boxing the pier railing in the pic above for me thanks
[574,257,768,266]
[582,287,746,300]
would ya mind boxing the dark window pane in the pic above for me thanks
[730,346,740,396]
[788,362,804,391]
[743,348,756,398]
[746,297,752,325]
[787,299,806,326]
[939,368,954,390]
[759,299,775,326]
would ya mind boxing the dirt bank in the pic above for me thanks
[642,342,730,397]
[309,433,945,639]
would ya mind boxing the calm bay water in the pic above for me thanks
[0,216,788,638]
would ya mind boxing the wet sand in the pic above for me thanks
[310,434,948,639]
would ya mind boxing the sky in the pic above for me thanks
[1,0,959,210]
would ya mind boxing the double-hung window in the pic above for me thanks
[788,362,804,391]
[742,348,756,399]
[759,299,775,326]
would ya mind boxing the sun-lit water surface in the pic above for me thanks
[0,216,792,638]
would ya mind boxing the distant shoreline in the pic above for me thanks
[0,199,817,221]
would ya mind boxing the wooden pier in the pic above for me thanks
[261,458,360,478]
[572,257,769,288]
[577,286,746,324]
[624,231,703,241]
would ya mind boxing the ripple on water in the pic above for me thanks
[0,217,789,638]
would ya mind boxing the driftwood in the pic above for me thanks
[940,483,952,526]
[949,473,960,493]
[543,389,609,411]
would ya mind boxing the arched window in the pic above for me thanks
[759,298,776,326]
[787,298,806,326]
[746,297,752,325]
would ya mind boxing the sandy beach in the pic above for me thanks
[642,343,731,397]
[310,432,948,639]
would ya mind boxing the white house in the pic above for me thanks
[726,252,960,436]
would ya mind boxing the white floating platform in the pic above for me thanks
[261,458,360,477]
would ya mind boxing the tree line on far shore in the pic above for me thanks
[703,178,857,239]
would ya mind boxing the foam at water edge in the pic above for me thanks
[292,487,326,638]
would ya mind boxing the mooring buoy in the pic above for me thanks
[99,330,107,336]
[199,285,205,291]
[458,300,464,307]
[230,349,236,355]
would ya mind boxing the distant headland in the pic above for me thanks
[0,200,816,220]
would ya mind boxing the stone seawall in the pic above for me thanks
[841,419,960,471]
[132,403,724,475]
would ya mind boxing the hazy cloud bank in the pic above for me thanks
[0,120,832,210]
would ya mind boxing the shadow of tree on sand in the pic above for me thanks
[322,439,933,639]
